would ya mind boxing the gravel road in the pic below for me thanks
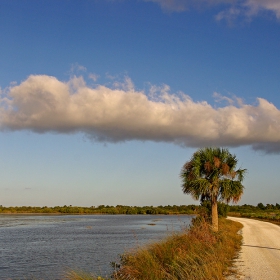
[228,217,280,280]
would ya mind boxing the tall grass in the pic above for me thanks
[113,218,242,280]
[63,271,106,280]
[65,217,243,280]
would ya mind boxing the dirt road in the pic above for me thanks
[228,217,280,280]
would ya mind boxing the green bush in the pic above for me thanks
[200,201,229,218]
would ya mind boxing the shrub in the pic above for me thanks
[200,201,229,218]
[113,218,242,280]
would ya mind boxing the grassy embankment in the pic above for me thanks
[228,204,280,225]
[229,211,280,225]
[65,218,243,280]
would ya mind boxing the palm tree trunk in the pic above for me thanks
[211,198,218,232]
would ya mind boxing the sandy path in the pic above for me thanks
[228,217,280,280]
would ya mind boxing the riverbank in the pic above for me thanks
[0,215,193,279]
[0,205,197,215]
[65,218,243,280]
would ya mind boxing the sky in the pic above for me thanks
[0,0,280,207]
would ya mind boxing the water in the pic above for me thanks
[0,214,193,279]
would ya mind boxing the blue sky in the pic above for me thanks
[1,0,280,207]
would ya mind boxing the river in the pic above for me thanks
[0,214,193,279]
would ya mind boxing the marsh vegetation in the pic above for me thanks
[65,218,243,280]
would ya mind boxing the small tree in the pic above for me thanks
[257,202,265,210]
[180,147,246,231]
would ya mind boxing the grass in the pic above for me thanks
[63,271,106,280]
[65,217,243,280]
[229,211,280,226]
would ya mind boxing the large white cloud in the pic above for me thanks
[1,75,280,153]
[145,0,280,20]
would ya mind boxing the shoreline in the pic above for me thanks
[0,212,195,216]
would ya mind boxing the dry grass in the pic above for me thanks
[63,270,106,280]
[113,217,243,280]
[66,218,243,280]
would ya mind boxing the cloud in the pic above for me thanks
[216,0,280,22]
[1,75,280,153]
[88,73,100,82]
[69,63,87,76]
[245,0,280,18]
[144,0,190,12]
[145,0,280,21]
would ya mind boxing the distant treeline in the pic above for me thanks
[228,203,280,224]
[229,203,280,212]
[1,203,279,218]
[0,204,198,215]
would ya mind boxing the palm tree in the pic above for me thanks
[180,147,246,231]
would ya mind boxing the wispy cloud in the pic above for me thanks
[144,0,190,12]
[1,75,280,153]
[88,73,100,82]
[69,63,87,76]
[245,0,280,18]
[145,0,280,21]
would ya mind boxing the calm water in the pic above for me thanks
[0,214,193,279]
